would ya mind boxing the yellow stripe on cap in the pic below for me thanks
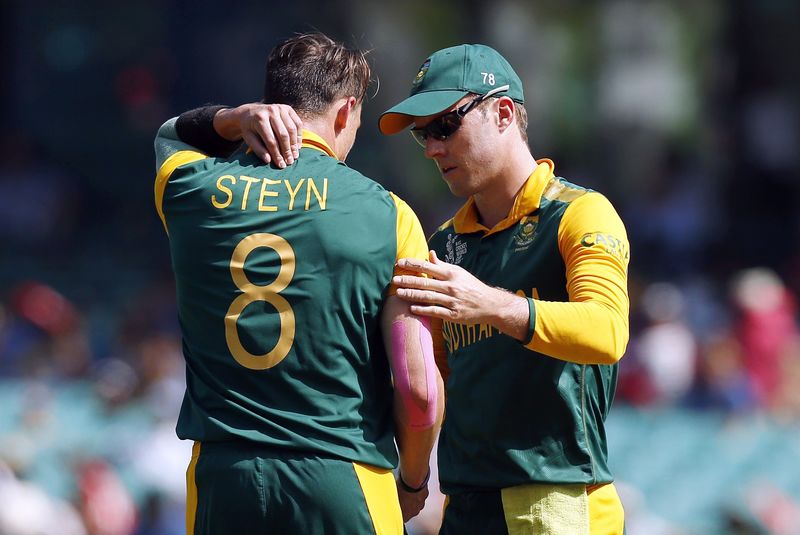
[352,462,403,535]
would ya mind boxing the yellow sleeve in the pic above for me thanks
[388,192,429,295]
[525,192,630,364]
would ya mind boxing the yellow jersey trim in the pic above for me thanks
[186,441,201,535]
[352,462,403,535]
[154,150,207,233]
[543,178,588,203]
[389,192,429,296]
[301,129,337,158]
[451,159,555,236]
[436,219,455,233]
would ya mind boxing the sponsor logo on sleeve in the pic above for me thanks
[580,232,630,262]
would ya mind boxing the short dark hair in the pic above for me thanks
[263,33,371,118]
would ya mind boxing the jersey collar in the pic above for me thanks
[301,129,337,159]
[451,159,555,235]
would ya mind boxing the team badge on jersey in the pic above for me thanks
[512,217,538,251]
[413,59,431,85]
[445,233,467,264]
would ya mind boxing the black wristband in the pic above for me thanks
[399,470,430,493]
[175,104,242,157]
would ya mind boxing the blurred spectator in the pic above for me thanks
[624,282,698,406]
[731,268,799,408]
[133,491,183,535]
[0,282,89,379]
[0,461,87,535]
[134,332,184,422]
[738,481,800,535]
[624,148,720,279]
[77,460,137,535]
[687,331,757,414]
[0,133,80,250]
[769,338,800,422]
[0,382,57,477]
[91,358,140,411]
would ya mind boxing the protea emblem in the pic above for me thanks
[513,220,538,248]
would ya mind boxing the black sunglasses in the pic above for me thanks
[410,85,510,147]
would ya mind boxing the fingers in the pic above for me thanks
[258,115,289,168]
[392,274,448,292]
[394,273,459,319]
[394,285,459,320]
[269,109,298,167]
[395,287,455,307]
[396,257,452,279]
[284,106,303,160]
[242,104,304,168]
[241,131,271,165]
[409,304,456,320]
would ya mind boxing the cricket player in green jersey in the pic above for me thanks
[378,45,630,534]
[153,33,443,534]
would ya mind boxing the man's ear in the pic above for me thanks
[496,96,515,133]
[334,96,358,132]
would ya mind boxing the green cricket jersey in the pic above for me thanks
[153,125,428,469]
[430,159,630,494]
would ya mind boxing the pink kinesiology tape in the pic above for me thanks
[391,317,437,429]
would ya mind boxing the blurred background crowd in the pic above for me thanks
[1,1,799,534]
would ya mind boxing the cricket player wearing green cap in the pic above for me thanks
[380,44,629,534]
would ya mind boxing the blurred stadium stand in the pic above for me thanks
[2,1,799,534]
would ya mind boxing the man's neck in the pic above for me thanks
[303,118,338,158]
[474,147,537,229]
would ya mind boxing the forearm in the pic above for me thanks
[484,288,530,342]
[212,107,249,141]
[381,295,443,486]
[395,373,444,487]
[174,104,241,157]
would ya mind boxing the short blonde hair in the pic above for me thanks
[479,97,529,144]
[515,104,528,145]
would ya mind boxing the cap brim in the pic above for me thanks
[378,90,468,135]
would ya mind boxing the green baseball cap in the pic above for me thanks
[379,44,524,135]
